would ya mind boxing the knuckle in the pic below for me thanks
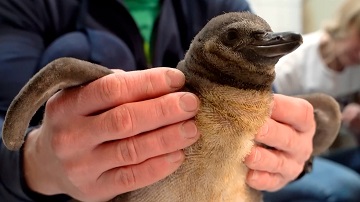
[49,134,62,153]
[294,163,304,178]
[143,72,157,95]
[107,105,135,134]
[50,132,70,158]
[299,99,315,125]
[45,93,67,118]
[62,163,76,179]
[116,167,137,189]
[98,75,122,103]
[116,138,139,164]
[274,155,285,173]
[155,96,172,118]
[298,137,314,162]
[289,163,304,181]
[303,145,313,160]
[45,98,58,117]
[61,163,96,199]
[62,161,83,186]
[273,180,285,191]
[98,81,112,103]
[157,132,170,151]
[283,129,295,150]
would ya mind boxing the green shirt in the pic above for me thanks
[123,0,160,64]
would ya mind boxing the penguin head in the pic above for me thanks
[192,12,302,69]
[187,12,303,90]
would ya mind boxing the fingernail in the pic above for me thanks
[166,69,185,89]
[181,120,198,139]
[179,93,199,112]
[167,151,184,163]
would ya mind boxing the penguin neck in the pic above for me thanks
[183,52,275,92]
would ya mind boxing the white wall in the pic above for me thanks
[248,0,344,34]
[303,0,343,33]
[249,0,303,33]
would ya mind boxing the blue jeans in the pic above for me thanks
[263,148,360,202]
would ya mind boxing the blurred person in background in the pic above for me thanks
[267,0,360,201]
[274,0,360,146]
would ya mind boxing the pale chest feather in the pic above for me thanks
[169,86,273,201]
[195,85,273,143]
[185,85,273,200]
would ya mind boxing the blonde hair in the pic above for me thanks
[324,0,360,39]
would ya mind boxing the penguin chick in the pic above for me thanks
[2,12,341,202]
[113,12,303,202]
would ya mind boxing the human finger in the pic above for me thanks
[254,119,313,161]
[272,94,315,133]
[87,120,199,173]
[244,146,303,180]
[246,170,287,192]
[48,67,186,116]
[91,151,185,201]
[342,103,360,122]
[68,92,199,146]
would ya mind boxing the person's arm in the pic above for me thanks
[342,102,360,144]
[0,0,79,201]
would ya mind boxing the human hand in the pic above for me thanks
[244,94,315,191]
[342,102,360,135]
[22,67,200,201]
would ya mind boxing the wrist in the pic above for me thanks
[22,127,62,196]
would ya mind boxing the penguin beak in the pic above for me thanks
[249,32,303,57]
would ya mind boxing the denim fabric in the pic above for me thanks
[264,156,360,202]
[324,147,360,175]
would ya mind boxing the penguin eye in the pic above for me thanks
[226,29,239,41]
[222,29,239,45]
